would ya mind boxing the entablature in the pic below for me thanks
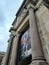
[10,0,49,37]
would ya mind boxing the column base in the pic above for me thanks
[30,60,49,65]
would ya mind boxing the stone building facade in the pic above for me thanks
[0,52,5,64]
[1,0,49,65]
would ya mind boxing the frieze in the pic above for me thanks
[13,8,28,30]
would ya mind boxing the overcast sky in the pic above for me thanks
[0,0,23,52]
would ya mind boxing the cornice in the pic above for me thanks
[9,27,16,32]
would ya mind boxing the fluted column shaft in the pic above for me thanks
[29,6,44,60]
[2,36,13,65]
[10,34,19,65]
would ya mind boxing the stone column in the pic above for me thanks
[28,4,48,65]
[10,34,19,65]
[1,36,13,65]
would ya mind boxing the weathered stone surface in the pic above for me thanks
[13,9,27,29]
[9,34,19,65]
[2,1,49,65]
[36,4,49,63]
[29,7,44,60]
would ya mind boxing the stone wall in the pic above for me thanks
[35,4,49,63]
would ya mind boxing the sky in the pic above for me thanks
[0,0,23,52]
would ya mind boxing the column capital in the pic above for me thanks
[27,0,43,12]
[15,33,20,37]
[35,0,43,9]
[27,3,35,10]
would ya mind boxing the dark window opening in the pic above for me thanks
[18,55,32,65]
[17,24,32,65]
[19,29,32,60]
